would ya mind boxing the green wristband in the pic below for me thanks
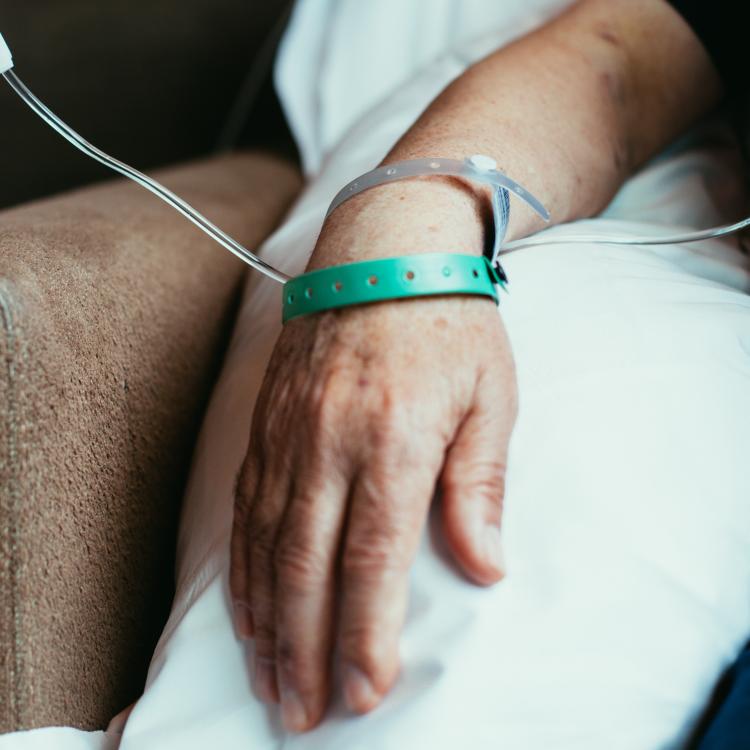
[281,252,506,324]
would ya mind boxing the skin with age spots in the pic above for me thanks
[596,24,622,47]
[230,0,723,734]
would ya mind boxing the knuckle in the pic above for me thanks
[374,385,404,426]
[478,473,506,511]
[235,459,260,510]
[250,580,274,613]
[259,409,283,448]
[321,363,352,403]
[472,462,508,503]
[353,466,415,525]
[369,390,415,454]
[257,389,294,450]
[253,627,276,660]
[275,638,299,676]
[275,637,321,684]
[308,367,350,430]
[274,539,327,591]
[234,494,253,532]
[482,458,508,491]
[248,585,275,647]
[275,641,327,703]
[339,624,389,673]
[444,456,507,499]
[247,515,278,559]
[341,531,408,578]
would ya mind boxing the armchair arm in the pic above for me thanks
[0,151,301,731]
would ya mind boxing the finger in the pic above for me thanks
[105,701,136,735]
[338,425,441,715]
[230,446,263,639]
[273,451,351,733]
[438,364,517,586]
[246,451,295,705]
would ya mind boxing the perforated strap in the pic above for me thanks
[282,252,505,324]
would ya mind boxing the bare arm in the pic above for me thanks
[308,0,723,269]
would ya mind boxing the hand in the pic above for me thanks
[229,280,518,733]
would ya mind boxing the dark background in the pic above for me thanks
[0,1,297,210]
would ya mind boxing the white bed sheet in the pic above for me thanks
[117,133,750,749]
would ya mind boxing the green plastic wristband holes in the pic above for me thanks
[281,252,505,324]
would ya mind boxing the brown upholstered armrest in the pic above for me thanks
[0,151,301,732]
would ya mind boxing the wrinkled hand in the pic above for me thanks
[229,286,518,733]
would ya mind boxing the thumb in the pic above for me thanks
[438,367,516,585]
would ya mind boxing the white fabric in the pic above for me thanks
[0,729,116,750]
[0,31,13,75]
[274,0,569,177]
[3,1,750,747]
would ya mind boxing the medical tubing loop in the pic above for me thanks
[325,156,550,225]
[323,155,548,290]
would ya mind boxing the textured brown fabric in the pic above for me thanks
[0,151,300,731]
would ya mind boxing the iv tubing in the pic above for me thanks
[1,69,292,285]
[3,66,749,275]
[502,217,750,253]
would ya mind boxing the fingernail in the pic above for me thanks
[254,659,279,703]
[281,687,308,732]
[342,662,377,712]
[233,600,254,639]
[483,524,505,573]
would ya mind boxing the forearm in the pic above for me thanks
[307,0,722,271]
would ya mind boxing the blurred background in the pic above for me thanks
[0,0,297,209]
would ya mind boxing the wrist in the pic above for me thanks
[306,175,493,272]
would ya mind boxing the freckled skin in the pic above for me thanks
[596,23,621,47]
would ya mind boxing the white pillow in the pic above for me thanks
[110,25,750,750]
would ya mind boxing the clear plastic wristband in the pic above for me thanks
[326,155,551,270]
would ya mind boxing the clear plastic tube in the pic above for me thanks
[327,154,750,257]
[1,69,292,285]
[4,67,749,278]
[501,217,750,252]
[326,155,551,222]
